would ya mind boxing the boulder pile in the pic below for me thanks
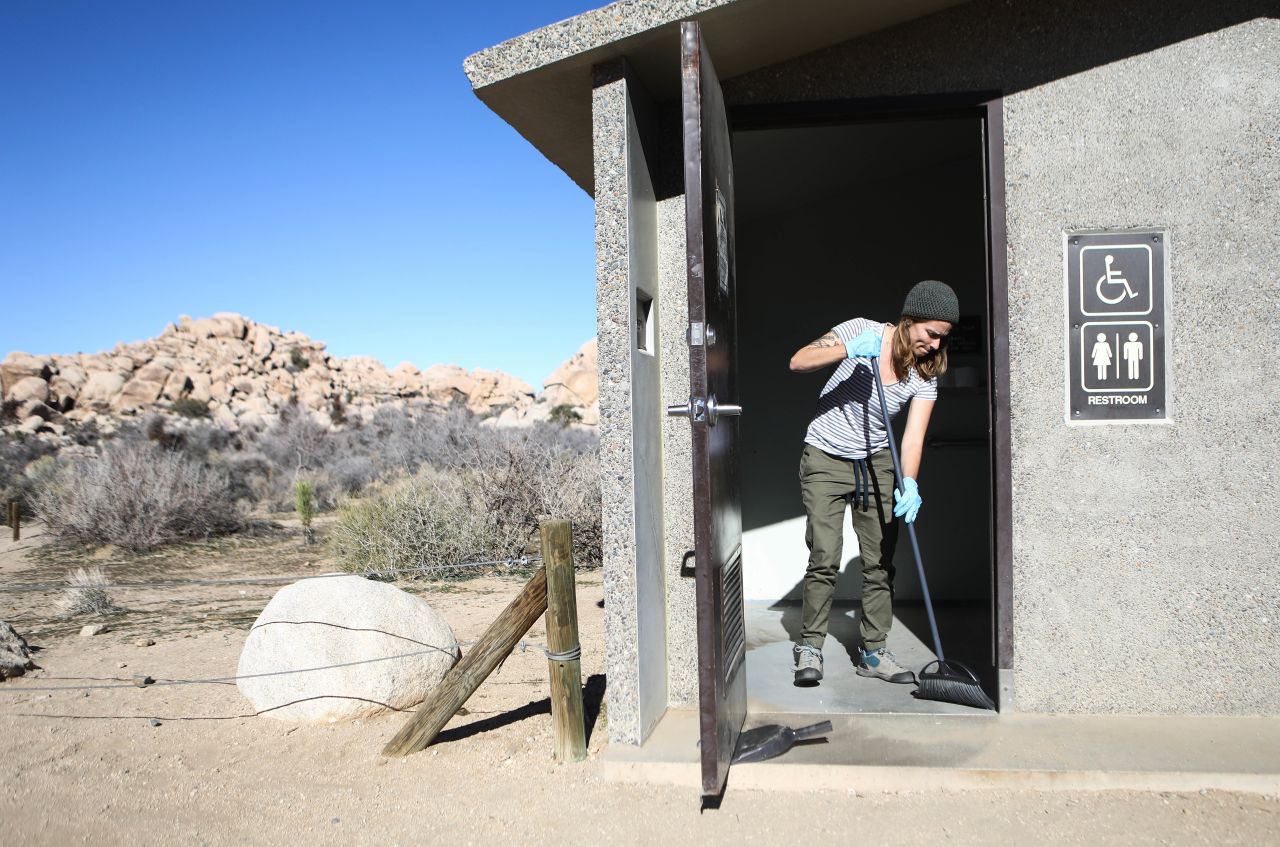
[1,314,598,439]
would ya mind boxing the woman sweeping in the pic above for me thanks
[788,280,957,687]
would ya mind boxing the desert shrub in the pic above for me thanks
[171,418,237,458]
[464,427,602,567]
[294,479,315,523]
[212,449,273,505]
[259,405,334,474]
[208,403,378,509]
[362,404,486,476]
[170,397,210,418]
[294,479,315,542]
[66,417,103,449]
[548,404,583,427]
[243,405,343,510]
[328,395,347,427]
[328,424,601,576]
[23,455,60,490]
[328,468,503,577]
[289,348,310,370]
[328,454,378,495]
[31,440,244,552]
[0,399,20,425]
[59,566,117,615]
[120,416,237,474]
[144,415,183,450]
[0,436,58,515]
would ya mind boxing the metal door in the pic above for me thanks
[671,19,746,799]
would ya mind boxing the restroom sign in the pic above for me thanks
[1065,231,1168,423]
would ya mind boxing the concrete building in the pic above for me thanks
[466,1,1278,795]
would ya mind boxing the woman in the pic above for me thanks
[787,279,956,687]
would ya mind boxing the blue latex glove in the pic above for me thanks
[893,477,922,523]
[845,329,882,359]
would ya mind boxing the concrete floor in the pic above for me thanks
[603,603,1280,795]
[603,708,1280,794]
[746,601,993,716]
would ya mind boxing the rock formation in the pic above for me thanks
[1,314,598,439]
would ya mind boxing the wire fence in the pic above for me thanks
[1,551,574,723]
[0,554,544,594]
[4,635,555,693]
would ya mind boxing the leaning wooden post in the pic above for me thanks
[9,501,17,542]
[540,519,586,762]
[382,565,548,757]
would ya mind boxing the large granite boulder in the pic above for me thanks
[541,338,598,410]
[6,376,49,405]
[78,371,127,409]
[112,375,166,412]
[0,353,53,396]
[248,324,275,360]
[236,575,459,722]
[389,362,421,394]
[49,367,87,410]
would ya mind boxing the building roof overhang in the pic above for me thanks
[464,0,973,195]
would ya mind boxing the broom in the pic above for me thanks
[870,360,995,711]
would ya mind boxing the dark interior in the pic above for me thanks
[732,114,996,694]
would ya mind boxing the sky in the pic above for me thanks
[0,0,604,389]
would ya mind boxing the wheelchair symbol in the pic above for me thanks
[1096,254,1139,305]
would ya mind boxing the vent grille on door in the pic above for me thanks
[721,546,745,683]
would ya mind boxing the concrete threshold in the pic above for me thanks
[601,709,1280,795]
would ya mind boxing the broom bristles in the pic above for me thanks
[915,660,996,710]
[916,676,996,710]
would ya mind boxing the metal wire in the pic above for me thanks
[0,551,581,722]
[0,554,543,594]
[0,633,557,694]
[13,693,417,722]
[4,648,450,692]
[543,646,581,662]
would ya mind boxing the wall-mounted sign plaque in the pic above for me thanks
[1065,231,1169,424]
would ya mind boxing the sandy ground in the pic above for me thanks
[1,521,1277,846]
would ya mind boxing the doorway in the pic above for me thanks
[731,107,1001,715]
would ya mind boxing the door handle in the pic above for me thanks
[666,394,741,425]
[708,396,741,424]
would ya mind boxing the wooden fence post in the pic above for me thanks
[8,501,17,542]
[540,519,586,763]
[382,565,548,757]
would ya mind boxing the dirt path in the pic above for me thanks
[1,525,1276,845]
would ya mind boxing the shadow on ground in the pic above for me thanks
[433,673,607,746]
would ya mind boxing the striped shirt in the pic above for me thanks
[804,318,938,460]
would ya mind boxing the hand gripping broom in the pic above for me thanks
[870,362,995,711]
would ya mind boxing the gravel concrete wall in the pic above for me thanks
[723,0,1280,714]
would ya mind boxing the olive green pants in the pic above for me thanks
[798,444,899,651]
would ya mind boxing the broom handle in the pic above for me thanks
[871,362,946,663]
[790,720,834,741]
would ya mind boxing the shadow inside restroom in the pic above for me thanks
[749,590,994,716]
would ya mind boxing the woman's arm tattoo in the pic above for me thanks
[807,332,840,349]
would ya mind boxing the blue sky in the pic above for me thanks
[0,1,602,388]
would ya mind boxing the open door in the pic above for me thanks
[670,20,747,799]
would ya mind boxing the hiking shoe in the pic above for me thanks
[793,644,823,686]
[856,647,916,684]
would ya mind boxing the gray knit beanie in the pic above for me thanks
[901,280,959,324]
